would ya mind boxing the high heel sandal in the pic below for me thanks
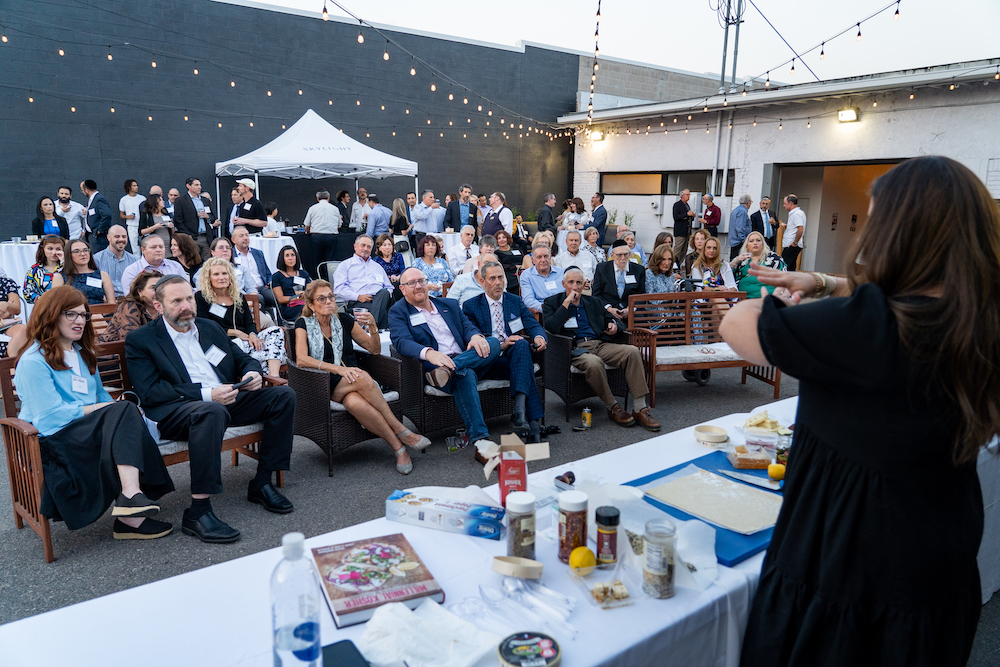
[397,428,432,452]
[395,447,413,475]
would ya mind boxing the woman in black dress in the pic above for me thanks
[722,156,997,667]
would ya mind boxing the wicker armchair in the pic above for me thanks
[286,350,403,476]
[543,332,631,422]
[394,350,545,437]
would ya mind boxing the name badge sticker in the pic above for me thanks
[544,281,557,291]
[209,304,227,318]
[85,276,103,289]
[243,203,252,210]
[564,316,579,328]
[89,208,96,215]
[409,313,427,326]
[293,276,306,287]
[511,250,521,255]
[625,274,637,284]
[205,345,226,366]
[508,317,524,333]
[71,375,88,394]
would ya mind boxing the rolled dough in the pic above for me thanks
[646,469,782,535]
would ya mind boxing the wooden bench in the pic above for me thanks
[0,340,287,562]
[626,291,781,407]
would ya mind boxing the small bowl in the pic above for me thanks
[694,424,728,443]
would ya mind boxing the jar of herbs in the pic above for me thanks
[557,491,588,563]
[506,491,536,560]
[595,506,620,565]
[642,518,676,599]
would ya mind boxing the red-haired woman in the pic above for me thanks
[14,285,173,539]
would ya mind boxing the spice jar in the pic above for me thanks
[505,491,536,560]
[642,519,676,599]
[595,506,620,565]
[557,490,588,563]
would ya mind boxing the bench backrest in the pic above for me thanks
[626,291,746,346]
[245,293,261,331]
[89,303,118,339]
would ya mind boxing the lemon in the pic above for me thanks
[569,546,597,576]
[768,463,786,481]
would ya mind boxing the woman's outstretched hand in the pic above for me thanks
[750,265,816,303]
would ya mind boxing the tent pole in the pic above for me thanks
[254,171,260,199]
[215,176,222,238]
[414,176,419,196]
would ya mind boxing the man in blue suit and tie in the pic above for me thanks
[588,192,608,246]
[463,261,547,441]
[389,267,501,453]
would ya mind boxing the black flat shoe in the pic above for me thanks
[113,517,172,540]
[111,492,159,518]
[181,509,241,543]
[248,482,294,514]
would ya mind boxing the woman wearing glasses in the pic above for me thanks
[53,239,116,305]
[13,286,173,539]
[294,280,429,475]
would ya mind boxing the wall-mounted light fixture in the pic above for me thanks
[838,107,860,122]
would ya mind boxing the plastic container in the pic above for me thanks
[271,532,323,666]
[557,491,588,564]
[506,491,537,560]
[498,632,561,667]
[642,519,676,599]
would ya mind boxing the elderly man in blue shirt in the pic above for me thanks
[365,194,392,238]
[519,243,565,314]
[333,234,394,330]
[728,194,753,261]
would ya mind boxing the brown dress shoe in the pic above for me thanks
[608,403,636,427]
[632,407,661,432]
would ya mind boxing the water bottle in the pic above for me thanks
[271,532,322,666]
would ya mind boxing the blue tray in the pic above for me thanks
[624,450,780,567]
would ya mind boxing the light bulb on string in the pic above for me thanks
[909,91,914,99]
[430,81,436,92]
[322,1,328,20]
[110,106,115,113]
[184,114,188,121]
[705,126,709,134]
[779,119,783,130]
[995,65,1000,80]
[765,72,770,87]
[28,91,33,102]
[807,119,811,128]
[723,98,727,106]
[298,89,303,95]
[753,117,757,126]
[329,100,332,105]
[477,103,482,111]
[448,89,454,101]
[790,59,795,75]
[703,105,708,112]
[357,29,364,44]
[218,122,223,128]
[950,82,955,90]
[742,85,747,97]
[684,125,688,133]
[107,46,113,60]
[59,46,65,56]
[151,61,156,68]
[383,46,389,61]
[267,90,272,96]
[230,80,235,87]
[381,105,385,110]
[250,121,254,127]
[856,23,861,41]
[356,99,360,106]
[873,97,877,107]
[894,1,900,20]
[820,43,825,60]
[193,64,199,74]
[687,115,692,120]
[1,30,7,43]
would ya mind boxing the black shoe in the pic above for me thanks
[111,492,160,518]
[181,509,241,543]
[541,425,561,436]
[113,517,172,540]
[248,482,294,514]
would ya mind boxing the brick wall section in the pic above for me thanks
[578,57,721,105]
[0,0,578,237]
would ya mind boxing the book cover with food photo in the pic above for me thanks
[310,533,444,627]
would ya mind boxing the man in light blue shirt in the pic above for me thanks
[411,190,441,241]
[519,244,565,313]
[333,234,394,329]
[94,225,138,297]
[728,194,753,261]
[365,194,392,238]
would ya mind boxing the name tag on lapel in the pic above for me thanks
[508,316,524,333]
[544,281,557,291]
[85,276,103,289]
[89,208,96,215]
[564,316,578,328]
[243,203,252,211]
[71,375,88,394]
[209,303,227,318]
[625,274,637,284]
[204,345,226,366]
[293,276,306,287]
[409,313,427,326]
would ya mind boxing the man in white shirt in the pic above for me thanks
[165,188,180,221]
[303,190,341,273]
[447,225,480,274]
[55,185,87,239]
[553,230,597,285]
[350,187,369,232]
[781,194,806,269]
[93,225,138,297]
[333,234,394,330]
[120,235,189,292]
[119,178,145,255]
[230,226,276,310]
[448,252,493,307]
[411,189,441,245]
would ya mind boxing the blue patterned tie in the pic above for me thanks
[616,270,625,298]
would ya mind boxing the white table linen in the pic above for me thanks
[248,236,296,275]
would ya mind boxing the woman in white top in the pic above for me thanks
[562,196,591,230]
[690,237,736,291]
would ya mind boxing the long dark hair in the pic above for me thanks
[62,239,98,277]
[142,193,162,215]
[416,235,442,259]
[24,286,97,373]
[277,245,301,271]
[850,156,1000,464]
[36,196,55,221]
[172,233,201,268]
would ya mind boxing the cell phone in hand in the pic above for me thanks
[231,376,253,390]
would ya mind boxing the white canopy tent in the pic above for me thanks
[214,109,418,217]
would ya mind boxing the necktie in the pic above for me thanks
[764,214,772,239]
[466,247,471,260]
[492,301,506,342]
[616,270,625,298]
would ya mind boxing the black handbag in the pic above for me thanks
[394,240,410,253]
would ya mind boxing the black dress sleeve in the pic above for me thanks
[236,298,257,335]
[756,282,897,390]
[339,312,359,367]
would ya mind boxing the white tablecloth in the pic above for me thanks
[436,231,463,259]
[248,236,296,275]
[353,330,392,357]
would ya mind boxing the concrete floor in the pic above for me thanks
[0,368,996,665]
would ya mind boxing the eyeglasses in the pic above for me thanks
[400,278,428,288]
[62,311,93,322]
[313,295,335,304]
[71,248,91,255]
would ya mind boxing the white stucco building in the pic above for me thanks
[558,59,1000,273]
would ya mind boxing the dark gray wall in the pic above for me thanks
[0,0,578,236]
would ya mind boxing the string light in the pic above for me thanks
[807,119,811,128]
[1,29,7,43]
[477,104,482,111]
[894,1,900,20]
[58,46,65,56]
[298,89,303,95]
[267,90,272,96]
[410,61,416,76]
[753,117,757,126]
[193,64,199,74]
[430,81,436,91]
[996,65,1000,80]
[705,126,709,134]
[463,96,468,104]
[357,26,364,44]
[107,46,113,61]
[687,115,692,121]
[381,104,385,110]
[909,91,914,99]
[329,100,333,105]
[950,82,955,90]
[588,0,601,124]
[357,99,361,105]
[684,125,688,133]
[856,23,861,41]
[779,119,783,129]
[765,72,770,87]
[872,97,877,107]
[790,58,795,76]
[230,80,236,87]
[448,89,454,100]
[218,122,223,128]
[70,106,75,112]
[703,105,708,112]
[110,106,115,113]
[742,85,747,97]
[184,114,188,121]
[322,1,329,21]
[28,91,33,102]
[383,44,389,61]
[250,121,254,127]
[723,98,728,106]
[820,43,825,60]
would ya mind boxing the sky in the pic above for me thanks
[263,0,1000,85]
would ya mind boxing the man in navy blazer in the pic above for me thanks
[463,261,547,440]
[588,192,608,245]
[125,276,296,544]
[81,179,114,252]
[389,267,501,452]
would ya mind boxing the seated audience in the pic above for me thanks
[684,229,712,276]
[553,229,597,284]
[231,226,278,311]
[170,232,203,287]
[654,231,673,250]
[94,225,138,298]
[15,286,173,539]
[333,234,393,330]
[31,196,69,238]
[622,231,646,265]
[196,258,286,377]
[98,270,162,343]
[389,267,501,454]
[53,240,115,305]
[412,234,453,298]
[542,269,659,431]
[730,231,786,298]
[592,240,646,321]
[125,276,296,544]
[494,230,523,292]
[120,235,187,293]
[449,253,495,307]
[23,235,65,304]
[691,237,737,291]
[272,245,312,322]
[645,244,680,296]
[0,267,27,357]
[583,226,607,264]
[208,237,255,295]
[372,233,405,298]
[519,243,565,314]
[294,280,430,475]
[462,234,496,275]
[463,261,547,441]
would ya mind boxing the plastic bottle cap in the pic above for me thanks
[505,491,536,514]
[558,490,588,512]
[281,531,305,558]
[595,506,620,527]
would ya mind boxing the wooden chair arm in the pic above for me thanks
[262,375,288,386]
[0,417,40,438]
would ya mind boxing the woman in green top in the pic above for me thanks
[731,231,786,298]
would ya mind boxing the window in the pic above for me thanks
[601,173,662,195]
[603,170,736,196]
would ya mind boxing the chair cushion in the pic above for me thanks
[331,391,399,412]
[157,423,264,456]
[655,342,743,366]
[424,365,539,396]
